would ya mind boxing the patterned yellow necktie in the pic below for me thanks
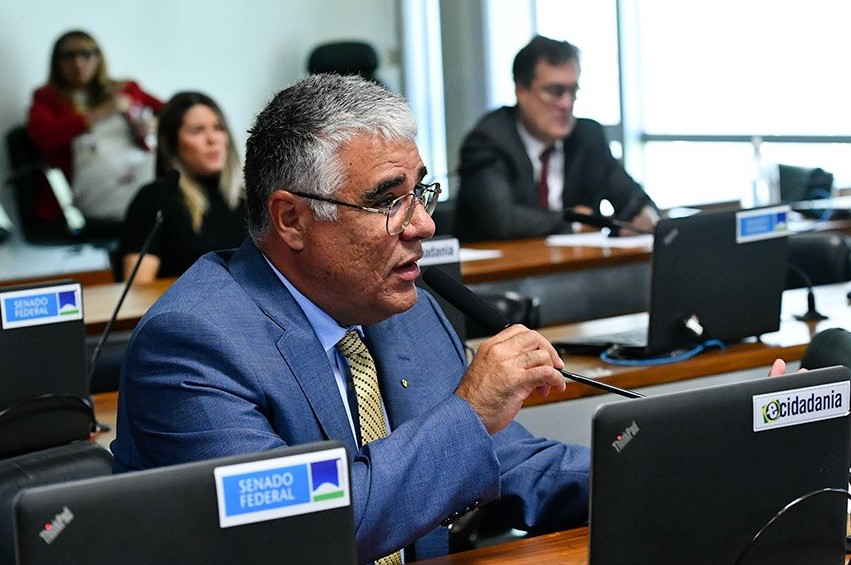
[336,330,403,565]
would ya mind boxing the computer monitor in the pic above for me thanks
[589,366,851,563]
[13,441,357,565]
[556,206,790,358]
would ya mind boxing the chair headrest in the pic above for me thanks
[800,327,851,370]
[307,41,380,79]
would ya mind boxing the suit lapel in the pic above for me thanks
[364,320,422,428]
[226,241,358,455]
[502,107,538,207]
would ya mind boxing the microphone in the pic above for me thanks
[786,263,827,322]
[562,210,653,236]
[421,267,644,399]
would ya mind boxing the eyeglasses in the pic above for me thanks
[535,83,579,103]
[58,49,99,61]
[289,182,441,235]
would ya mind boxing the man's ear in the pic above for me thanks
[268,190,309,251]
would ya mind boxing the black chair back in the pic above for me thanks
[307,41,381,83]
[0,394,94,459]
[0,440,112,565]
[801,328,851,370]
[786,232,851,289]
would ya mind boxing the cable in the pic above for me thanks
[734,487,851,564]
[600,339,726,366]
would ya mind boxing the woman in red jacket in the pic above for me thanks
[27,29,164,236]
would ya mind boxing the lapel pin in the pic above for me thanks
[401,379,408,388]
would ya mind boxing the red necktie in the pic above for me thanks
[538,146,555,209]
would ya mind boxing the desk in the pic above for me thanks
[83,278,175,335]
[411,526,851,565]
[518,282,851,409]
[461,238,652,325]
[413,528,589,565]
[459,219,851,326]
[0,233,113,286]
[460,238,649,285]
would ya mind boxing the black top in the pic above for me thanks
[119,175,247,279]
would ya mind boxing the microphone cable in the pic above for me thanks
[600,339,726,366]
[733,487,851,564]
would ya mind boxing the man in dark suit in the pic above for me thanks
[455,35,658,242]
[111,74,590,563]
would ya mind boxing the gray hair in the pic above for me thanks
[244,73,417,241]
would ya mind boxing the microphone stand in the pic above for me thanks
[787,263,827,322]
[86,210,164,433]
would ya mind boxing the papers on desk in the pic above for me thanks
[0,235,111,280]
[459,247,503,262]
[546,231,653,249]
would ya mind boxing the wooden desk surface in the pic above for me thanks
[410,525,851,565]
[83,278,175,334]
[413,528,589,565]
[458,218,851,286]
[460,238,649,284]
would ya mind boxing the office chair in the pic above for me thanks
[0,394,95,459]
[5,125,114,247]
[307,40,382,84]
[800,328,851,370]
[0,440,112,565]
[785,232,851,290]
[5,124,56,242]
[778,164,837,219]
[432,199,456,237]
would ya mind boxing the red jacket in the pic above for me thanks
[26,81,164,220]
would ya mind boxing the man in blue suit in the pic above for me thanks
[112,74,590,563]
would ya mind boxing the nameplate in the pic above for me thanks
[0,282,83,330]
[214,446,350,528]
[753,380,850,432]
[736,205,790,243]
[419,237,460,266]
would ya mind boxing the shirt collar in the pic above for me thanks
[515,119,563,157]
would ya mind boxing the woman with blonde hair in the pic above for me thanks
[119,91,246,283]
[27,29,163,234]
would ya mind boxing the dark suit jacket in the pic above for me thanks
[455,106,654,242]
[111,239,590,563]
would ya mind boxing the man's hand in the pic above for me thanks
[768,358,787,376]
[620,205,659,236]
[456,325,566,435]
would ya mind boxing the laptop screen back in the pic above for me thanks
[589,366,851,564]
[644,206,789,356]
[0,280,87,410]
[14,441,357,565]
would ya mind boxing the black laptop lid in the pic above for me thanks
[645,206,789,356]
[589,366,851,564]
[0,280,87,409]
[14,441,356,565]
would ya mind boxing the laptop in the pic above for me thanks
[555,206,790,358]
[588,366,851,564]
[0,279,87,410]
[13,441,357,565]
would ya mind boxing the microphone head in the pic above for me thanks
[562,210,613,230]
[422,267,510,334]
